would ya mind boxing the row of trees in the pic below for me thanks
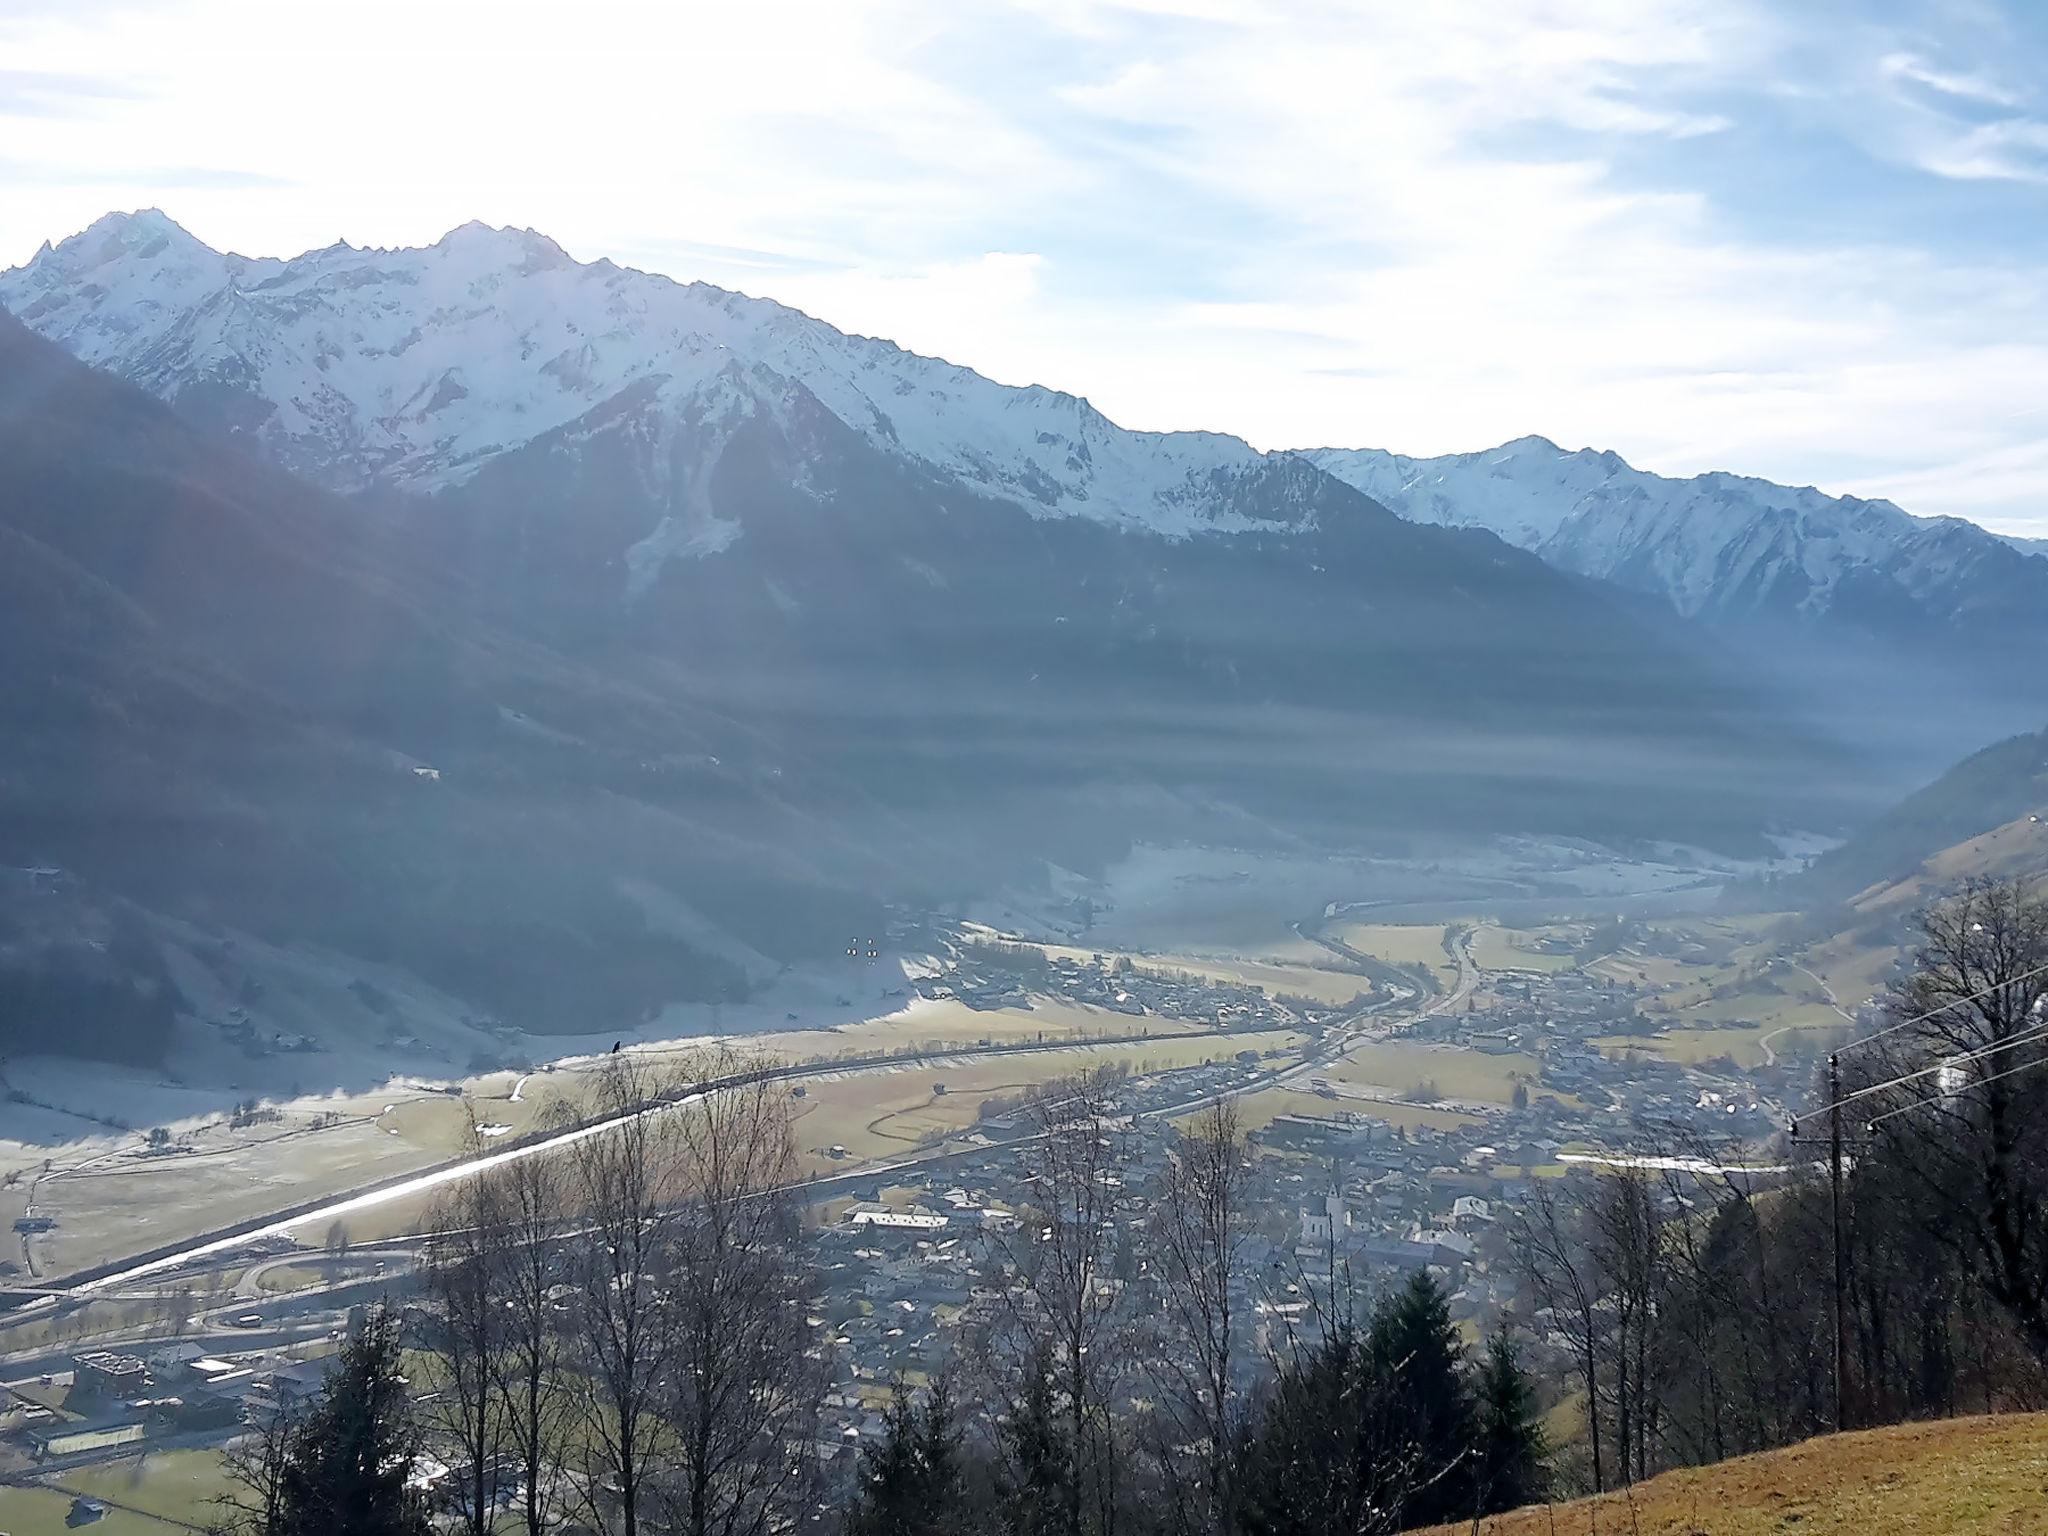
[221,1066,1546,1536]
[221,1052,821,1536]
[1514,878,2048,1491]
[845,1267,1544,1536]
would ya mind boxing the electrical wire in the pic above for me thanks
[1796,1019,2048,1130]
[1825,957,2048,1058]
[1864,1049,2048,1131]
[1792,959,2048,1124]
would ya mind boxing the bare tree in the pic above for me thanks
[994,1067,1135,1536]
[1868,879,2048,1362]
[569,1055,686,1536]
[1586,1169,1666,1484]
[490,1106,577,1536]
[215,1397,299,1536]
[1512,1177,1606,1494]
[1150,1096,1251,1531]
[656,1051,823,1536]
[421,1125,510,1536]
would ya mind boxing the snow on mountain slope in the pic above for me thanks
[0,210,1298,541]
[1302,436,2048,629]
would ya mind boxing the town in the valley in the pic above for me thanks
[0,903,1860,1519]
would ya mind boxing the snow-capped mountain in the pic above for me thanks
[0,210,1304,547]
[0,208,1886,857]
[1301,436,2048,638]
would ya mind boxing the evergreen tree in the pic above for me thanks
[997,1346,1073,1536]
[850,1375,965,1536]
[1236,1315,1464,1536]
[1235,1323,1378,1536]
[276,1308,430,1536]
[1368,1270,1474,1526]
[1471,1331,1548,1516]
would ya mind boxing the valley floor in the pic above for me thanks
[1413,1412,2048,1535]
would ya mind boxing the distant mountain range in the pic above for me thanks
[1303,438,2048,638]
[1302,438,2048,777]
[1,210,1317,538]
[2,210,2022,1058]
[0,212,1833,849]
[6,213,2041,777]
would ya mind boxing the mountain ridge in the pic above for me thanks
[1300,435,2048,636]
[0,216,1923,1064]
[0,210,1311,545]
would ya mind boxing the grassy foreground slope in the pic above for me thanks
[1413,1413,2048,1535]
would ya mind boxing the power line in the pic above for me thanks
[1864,1050,2048,1132]
[1800,1020,2048,1125]
[1792,959,2048,1124]
[1782,950,2048,1434]
[1823,957,2048,1058]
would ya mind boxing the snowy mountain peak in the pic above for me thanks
[433,219,576,270]
[1301,439,2046,631]
[0,214,1296,541]
[18,208,215,286]
[80,206,199,251]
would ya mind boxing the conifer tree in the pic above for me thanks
[850,1375,965,1536]
[1369,1270,1474,1526]
[1471,1331,1547,1515]
[997,1346,1074,1536]
[276,1307,430,1536]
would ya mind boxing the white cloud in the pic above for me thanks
[1879,50,2021,109]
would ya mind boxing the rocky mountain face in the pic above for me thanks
[0,215,1888,1057]
[1302,437,2044,631]
[1302,438,2048,770]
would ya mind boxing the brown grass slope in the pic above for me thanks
[1413,1413,2048,1535]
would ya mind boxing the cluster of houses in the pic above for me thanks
[916,948,1323,1031]
[799,1082,1531,1465]
[1417,965,1781,1134]
[1,1340,336,1469]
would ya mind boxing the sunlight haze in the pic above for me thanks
[6,0,2047,535]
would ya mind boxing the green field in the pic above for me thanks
[1325,1042,1537,1104]
[0,1482,191,1536]
[1467,926,1579,974]
[792,1030,1305,1166]
[50,1448,236,1528]
[1331,922,1459,987]
[1217,1085,1484,1136]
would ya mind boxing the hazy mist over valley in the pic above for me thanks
[3,7,2047,1534]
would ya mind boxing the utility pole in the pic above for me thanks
[1828,1051,1847,1432]
[1791,1056,1854,1433]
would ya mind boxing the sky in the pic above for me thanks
[3,0,2047,538]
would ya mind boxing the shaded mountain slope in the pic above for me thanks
[0,310,893,1049]
[1783,723,2048,906]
